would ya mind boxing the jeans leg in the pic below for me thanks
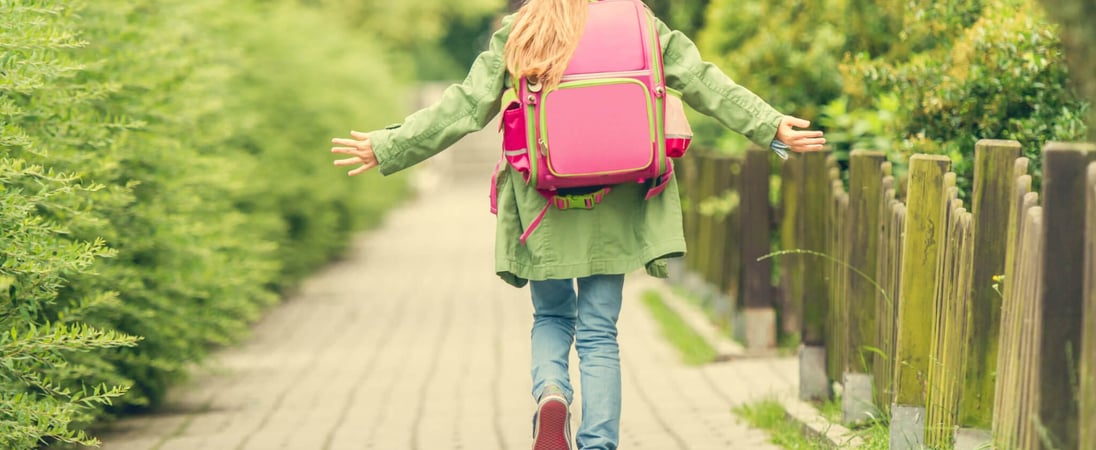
[530,279,578,404]
[574,274,625,450]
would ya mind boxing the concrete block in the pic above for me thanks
[744,307,776,350]
[842,372,877,424]
[891,404,925,450]
[954,428,992,450]
[799,346,831,401]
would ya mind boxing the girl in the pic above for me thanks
[331,1,824,449]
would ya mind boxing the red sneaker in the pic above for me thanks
[532,394,572,450]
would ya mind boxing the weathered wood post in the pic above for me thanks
[991,160,1034,450]
[742,147,775,350]
[1082,161,1096,448]
[843,151,887,424]
[722,157,745,323]
[694,154,717,293]
[668,157,690,283]
[681,154,700,273]
[1006,204,1045,450]
[891,154,951,450]
[706,156,732,290]
[780,156,804,338]
[800,151,832,400]
[1036,142,1096,450]
[827,160,850,386]
[708,155,738,325]
[873,176,905,414]
[925,176,973,449]
[953,140,1021,448]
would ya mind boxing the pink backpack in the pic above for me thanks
[491,0,692,244]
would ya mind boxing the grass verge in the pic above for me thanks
[734,397,891,449]
[640,289,718,365]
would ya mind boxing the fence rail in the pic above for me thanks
[676,140,1096,449]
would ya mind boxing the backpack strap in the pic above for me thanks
[644,159,674,200]
[518,187,612,245]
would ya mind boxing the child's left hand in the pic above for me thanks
[331,131,378,176]
[776,116,826,153]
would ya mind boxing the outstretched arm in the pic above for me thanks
[655,18,823,153]
[332,15,514,176]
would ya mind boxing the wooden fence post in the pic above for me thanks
[672,155,693,282]
[891,154,951,450]
[953,140,1021,446]
[926,175,973,449]
[991,160,1033,450]
[742,147,775,350]
[709,156,738,326]
[723,157,745,324]
[1010,205,1045,450]
[1036,142,1096,450]
[706,157,732,291]
[873,174,905,415]
[1082,161,1096,448]
[780,156,804,338]
[695,154,717,287]
[843,151,887,424]
[800,151,832,400]
[827,160,849,386]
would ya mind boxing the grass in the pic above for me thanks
[640,289,718,365]
[734,398,837,449]
[734,397,892,450]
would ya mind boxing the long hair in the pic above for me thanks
[503,0,589,91]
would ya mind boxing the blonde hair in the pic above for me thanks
[504,0,589,91]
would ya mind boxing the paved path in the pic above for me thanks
[92,116,798,450]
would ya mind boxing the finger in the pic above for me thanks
[330,146,359,155]
[331,138,364,147]
[350,130,370,140]
[793,144,826,153]
[784,116,811,129]
[333,157,363,167]
[347,162,376,176]
[790,137,827,147]
[789,130,824,139]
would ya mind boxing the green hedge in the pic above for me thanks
[1,0,415,447]
[691,0,1088,191]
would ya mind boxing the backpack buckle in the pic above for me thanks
[551,187,611,211]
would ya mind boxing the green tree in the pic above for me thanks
[1038,0,1096,140]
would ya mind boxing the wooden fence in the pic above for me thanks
[676,140,1096,449]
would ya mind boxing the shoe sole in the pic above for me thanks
[532,398,570,450]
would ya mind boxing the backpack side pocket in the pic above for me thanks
[501,100,531,183]
[664,90,692,158]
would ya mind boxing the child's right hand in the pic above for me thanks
[775,116,826,153]
[331,131,378,176]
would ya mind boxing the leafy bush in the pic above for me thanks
[839,0,1088,192]
[1,0,421,446]
[646,0,711,36]
[692,0,1087,192]
[692,0,847,152]
[1037,0,1096,140]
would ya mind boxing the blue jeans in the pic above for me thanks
[530,274,624,450]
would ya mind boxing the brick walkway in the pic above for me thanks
[92,120,797,450]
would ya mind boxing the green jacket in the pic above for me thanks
[369,14,784,287]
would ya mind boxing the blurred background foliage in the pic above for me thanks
[687,0,1088,195]
[1,0,504,447]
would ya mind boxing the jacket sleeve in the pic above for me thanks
[655,17,783,149]
[369,15,513,176]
